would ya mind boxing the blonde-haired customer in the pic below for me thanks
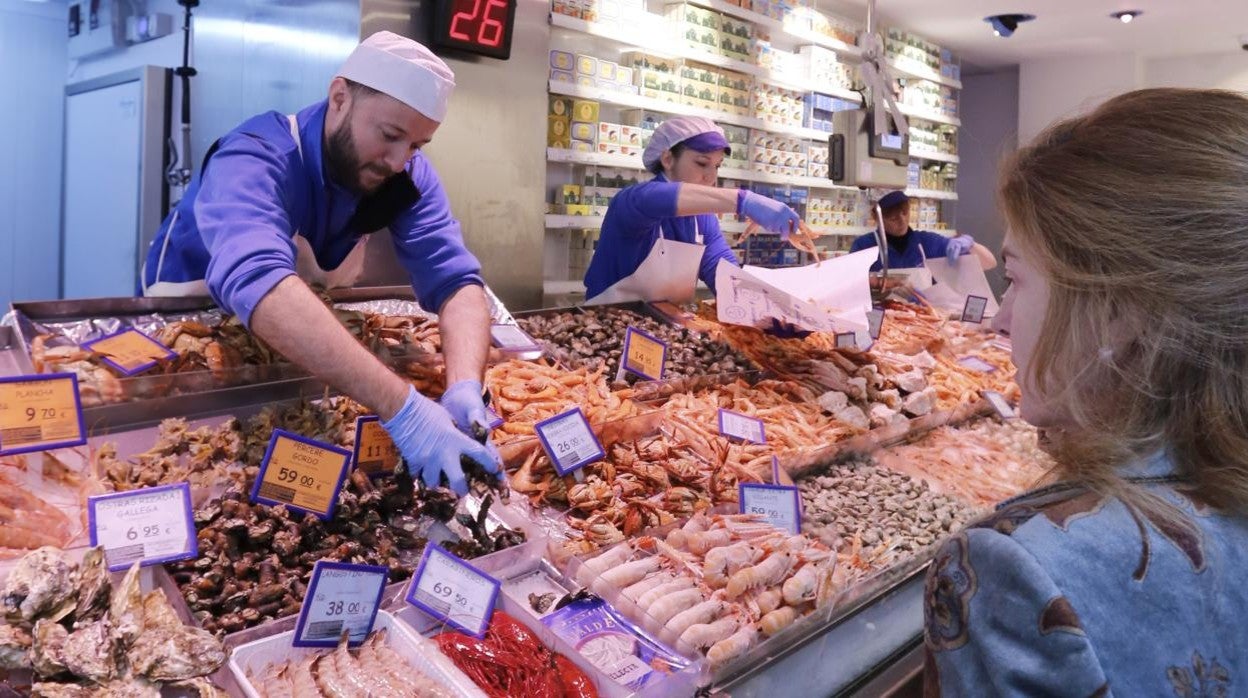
[924,88,1248,696]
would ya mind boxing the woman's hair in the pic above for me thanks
[999,87,1248,513]
[648,143,688,175]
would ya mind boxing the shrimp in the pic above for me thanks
[621,573,672,603]
[636,578,695,610]
[686,528,733,556]
[759,606,800,637]
[312,651,352,698]
[703,542,764,589]
[679,615,741,651]
[644,588,704,627]
[596,556,661,590]
[665,599,726,638]
[575,545,631,587]
[782,560,836,607]
[726,552,795,599]
[288,656,319,697]
[749,588,784,618]
[707,625,758,668]
[255,664,294,698]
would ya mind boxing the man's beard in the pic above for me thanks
[325,115,389,195]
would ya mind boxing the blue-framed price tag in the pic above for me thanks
[0,373,87,455]
[250,429,352,519]
[739,483,802,535]
[961,295,988,324]
[982,390,1017,420]
[957,356,997,373]
[352,416,399,478]
[293,561,388,648]
[867,308,884,340]
[535,407,605,476]
[88,482,196,571]
[81,328,175,376]
[406,545,500,639]
[834,332,857,350]
[621,327,667,381]
[491,324,542,352]
[718,409,766,444]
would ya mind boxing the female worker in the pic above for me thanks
[923,88,1248,694]
[583,116,802,303]
[850,191,995,271]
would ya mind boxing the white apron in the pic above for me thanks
[585,220,706,306]
[143,115,369,297]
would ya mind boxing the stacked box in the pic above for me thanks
[667,3,721,55]
[807,141,829,178]
[717,69,751,116]
[908,198,940,230]
[802,92,836,132]
[722,124,750,169]
[620,108,664,147]
[719,16,752,61]
[550,50,575,84]
[799,45,854,91]
[748,132,808,177]
[567,229,600,281]
[622,51,682,103]
[583,167,645,189]
[750,0,787,22]
[548,96,573,148]
[752,84,804,127]
[553,0,579,19]
[574,54,599,89]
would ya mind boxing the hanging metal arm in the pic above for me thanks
[165,0,198,203]
[857,0,909,141]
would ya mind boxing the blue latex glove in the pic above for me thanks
[382,386,500,496]
[440,379,489,434]
[764,318,812,339]
[945,234,975,261]
[738,191,802,241]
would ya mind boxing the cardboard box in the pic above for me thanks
[559,184,582,205]
[564,204,595,216]
[575,54,598,77]
[666,2,720,30]
[548,136,571,149]
[570,121,596,143]
[596,142,622,156]
[571,140,594,153]
[548,115,570,142]
[597,60,619,82]
[598,122,622,145]
[619,125,644,147]
[550,50,575,72]
[615,66,634,86]
[549,96,573,118]
[571,99,600,122]
[576,75,597,89]
[620,51,679,73]
[550,69,575,84]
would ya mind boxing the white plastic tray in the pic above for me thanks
[227,609,487,698]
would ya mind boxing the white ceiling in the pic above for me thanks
[824,0,1248,71]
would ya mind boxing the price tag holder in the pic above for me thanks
[957,356,997,373]
[81,329,175,376]
[293,561,388,648]
[251,429,352,519]
[621,327,667,381]
[866,308,884,340]
[982,390,1017,420]
[961,295,989,324]
[0,374,87,456]
[718,409,766,444]
[406,545,501,638]
[834,332,857,350]
[88,482,196,571]
[534,407,605,476]
[352,416,400,479]
[739,483,802,535]
[490,324,541,352]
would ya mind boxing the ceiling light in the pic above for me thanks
[984,14,1036,38]
[1111,10,1142,23]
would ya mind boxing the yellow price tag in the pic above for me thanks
[623,327,667,380]
[251,430,352,518]
[0,374,86,455]
[83,329,175,375]
[352,416,400,477]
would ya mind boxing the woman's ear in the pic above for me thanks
[659,150,675,175]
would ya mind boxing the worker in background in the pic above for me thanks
[851,191,996,271]
[583,116,803,303]
[138,32,497,495]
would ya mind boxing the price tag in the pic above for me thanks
[535,407,605,476]
[250,429,352,519]
[622,327,667,381]
[293,561,388,647]
[834,332,857,350]
[88,482,196,571]
[982,390,1017,420]
[867,308,884,340]
[990,336,1012,352]
[490,324,541,352]
[957,356,997,373]
[0,374,86,456]
[485,408,504,429]
[718,409,766,444]
[406,545,501,638]
[961,295,988,324]
[81,329,175,376]
[739,483,801,534]
[352,416,400,478]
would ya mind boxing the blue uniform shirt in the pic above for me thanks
[583,173,739,299]
[141,100,483,327]
[850,227,950,271]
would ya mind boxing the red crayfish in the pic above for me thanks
[435,611,598,698]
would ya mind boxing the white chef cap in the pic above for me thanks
[642,116,730,173]
[337,31,456,122]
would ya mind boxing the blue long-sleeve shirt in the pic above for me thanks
[141,100,483,326]
[584,173,739,299]
[850,227,950,271]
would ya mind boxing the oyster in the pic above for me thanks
[126,587,225,682]
[92,679,162,698]
[0,623,33,670]
[30,618,68,676]
[108,563,143,647]
[73,548,111,624]
[60,618,118,682]
[30,683,94,698]
[2,547,78,622]
[172,678,229,698]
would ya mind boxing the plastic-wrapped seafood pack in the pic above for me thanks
[0,547,227,696]
[0,450,98,561]
[230,610,483,698]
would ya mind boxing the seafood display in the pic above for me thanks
[244,629,455,698]
[577,514,836,668]
[435,610,597,698]
[0,547,226,694]
[517,307,756,380]
[797,458,978,585]
[0,469,81,557]
[872,417,1053,506]
[485,360,641,444]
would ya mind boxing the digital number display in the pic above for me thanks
[432,0,518,60]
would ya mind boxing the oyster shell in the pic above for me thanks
[30,683,94,698]
[126,586,225,682]
[60,618,118,682]
[2,547,78,623]
[73,548,111,624]
[173,678,229,698]
[92,679,162,698]
[0,623,32,670]
[30,618,68,676]
[108,563,143,647]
